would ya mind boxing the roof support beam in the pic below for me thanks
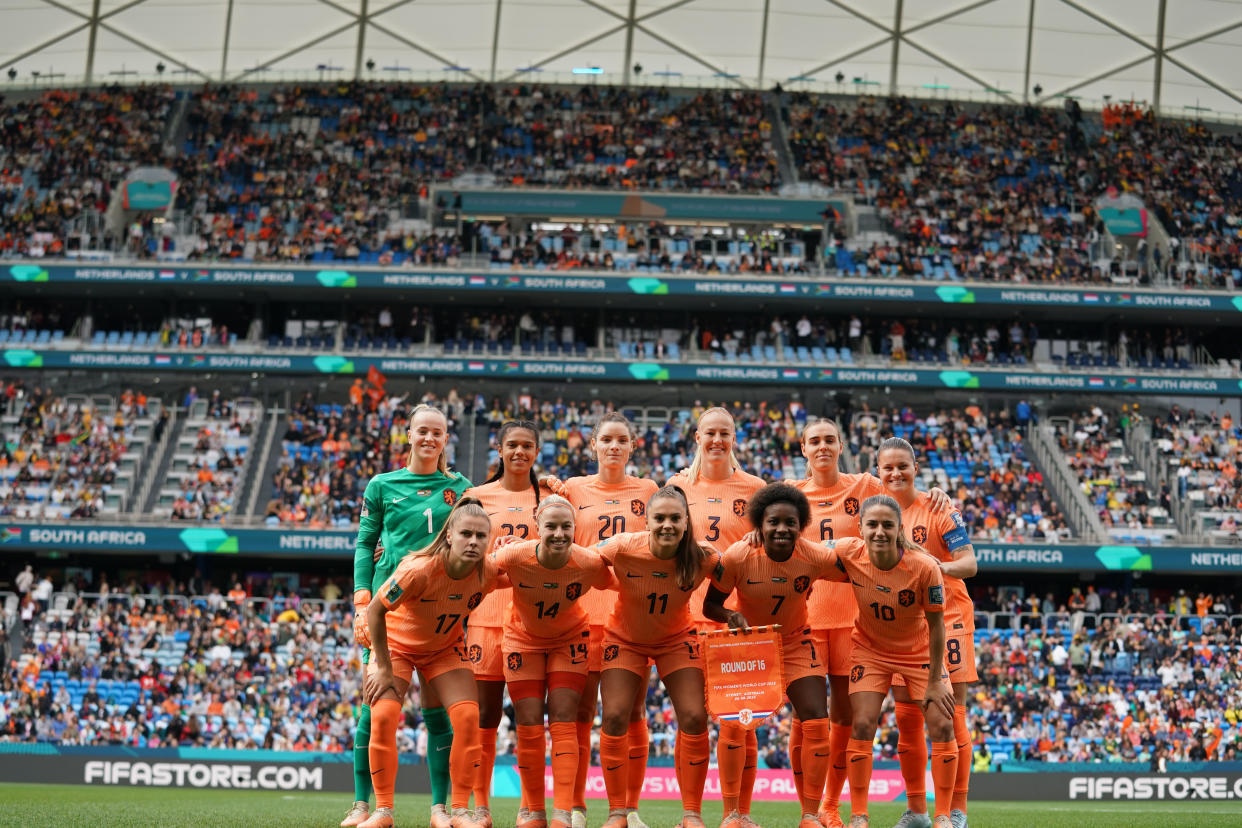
[1153,0,1166,113]
[758,0,771,88]
[623,0,636,86]
[490,0,503,82]
[1023,0,1036,102]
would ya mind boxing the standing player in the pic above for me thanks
[465,420,542,828]
[493,495,617,828]
[547,413,657,828]
[347,404,472,828]
[595,486,719,828]
[875,438,977,828]
[835,495,956,828]
[703,483,849,828]
[667,406,765,824]
[362,497,502,828]
[783,420,948,828]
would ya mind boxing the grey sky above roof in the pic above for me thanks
[3,0,1240,117]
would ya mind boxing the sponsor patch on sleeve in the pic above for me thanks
[943,512,970,550]
[928,584,944,606]
[384,580,403,604]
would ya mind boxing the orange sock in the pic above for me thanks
[845,738,873,818]
[739,729,757,813]
[931,741,958,821]
[625,717,649,809]
[600,732,628,810]
[800,719,832,816]
[790,719,804,806]
[516,724,547,812]
[894,701,927,813]
[368,698,401,810]
[574,719,592,810]
[952,705,971,813]
[550,722,579,814]
[447,701,482,810]
[716,721,746,814]
[823,722,851,811]
[475,725,497,809]
[676,730,710,814]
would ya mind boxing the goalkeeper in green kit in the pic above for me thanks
[343,404,473,828]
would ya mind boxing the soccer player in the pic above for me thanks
[667,406,765,823]
[874,438,977,828]
[595,486,719,828]
[783,419,948,828]
[465,420,542,828]
[834,495,956,828]
[347,404,472,828]
[362,497,502,828]
[703,483,849,828]
[493,495,618,828]
[546,413,657,828]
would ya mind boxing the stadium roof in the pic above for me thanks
[3,0,1241,119]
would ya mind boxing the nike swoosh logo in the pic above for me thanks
[393,496,408,503]
[606,764,623,771]
[420,598,436,602]
[942,757,955,763]
[689,759,706,766]
[726,744,740,750]
[850,756,865,763]
[948,667,962,674]
[746,579,762,584]
[813,752,830,758]
[555,752,574,757]
[626,573,642,578]
[579,505,591,510]
[437,745,451,751]
[371,769,383,776]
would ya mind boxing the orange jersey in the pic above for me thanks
[667,469,765,622]
[563,474,659,625]
[711,538,847,632]
[597,531,721,648]
[378,554,502,653]
[900,493,974,632]
[795,473,885,630]
[465,481,540,627]
[493,540,615,648]
[833,537,945,661]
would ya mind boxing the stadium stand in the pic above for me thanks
[156,392,259,521]
[0,385,158,519]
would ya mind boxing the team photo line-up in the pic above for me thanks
[346,404,976,828]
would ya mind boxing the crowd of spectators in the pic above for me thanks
[851,403,1072,543]
[1150,405,1241,516]
[786,94,1242,288]
[0,381,150,520]
[167,392,255,522]
[0,85,176,259]
[265,389,464,526]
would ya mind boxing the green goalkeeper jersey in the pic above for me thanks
[353,467,474,595]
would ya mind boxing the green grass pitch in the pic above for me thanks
[1,786,1240,828]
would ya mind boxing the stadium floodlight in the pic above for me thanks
[633,63,643,75]
[835,71,845,83]
[5,68,14,81]
[365,58,375,71]
[1033,83,1043,96]
[156,62,165,75]
[572,67,603,74]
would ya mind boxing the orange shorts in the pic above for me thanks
[889,629,977,687]
[811,627,854,676]
[849,650,949,701]
[781,627,826,685]
[504,628,592,683]
[466,624,505,681]
[374,638,473,685]
[602,629,701,679]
